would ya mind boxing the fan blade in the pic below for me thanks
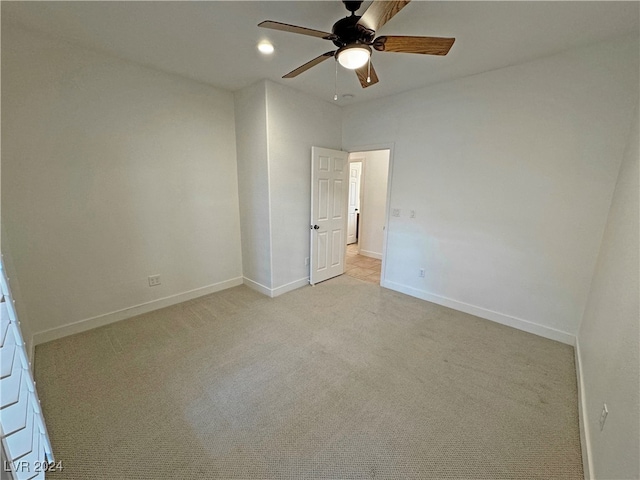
[258,21,336,40]
[283,51,336,78]
[354,63,379,88]
[373,36,455,55]
[357,0,411,32]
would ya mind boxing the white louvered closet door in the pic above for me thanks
[0,257,54,480]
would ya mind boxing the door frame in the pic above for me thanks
[345,143,394,287]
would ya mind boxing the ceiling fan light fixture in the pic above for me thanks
[257,41,275,54]
[337,45,371,70]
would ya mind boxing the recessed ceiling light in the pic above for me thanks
[258,41,274,54]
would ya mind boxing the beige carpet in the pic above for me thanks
[35,275,583,479]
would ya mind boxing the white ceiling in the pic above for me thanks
[3,1,638,105]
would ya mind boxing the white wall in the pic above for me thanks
[350,150,389,259]
[343,34,639,342]
[234,80,342,297]
[1,25,243,342]
[235,81,272,290]
[265,80,343,293]
[576,108,639,480]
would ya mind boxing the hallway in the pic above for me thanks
[345,243,381,284]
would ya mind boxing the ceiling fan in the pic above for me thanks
[258,0,455,89]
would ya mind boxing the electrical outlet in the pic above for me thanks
[305,257,310,266]
[599,403,608,431]
[148,275,161,287]
[419,268,425,278]
[392,208,401,217]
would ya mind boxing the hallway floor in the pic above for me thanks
[345,243,381,284]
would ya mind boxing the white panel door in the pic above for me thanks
[0,256,54,480]
[347,161,362,245]
[310,147,349,285]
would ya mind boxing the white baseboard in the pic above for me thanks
[359,250,382,260]
[243,277,272,296]
[575,339,593,480]
[243,276,308,298]
[32,277,243,345]
[382,280,575,345]
[271,277,309,297]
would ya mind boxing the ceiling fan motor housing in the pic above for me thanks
[331,15,375,47]
[343,1,363,13]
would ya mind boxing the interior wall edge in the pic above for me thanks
[234,80,271,288]
[575,338,594,480]
[263,81,275,291]
[31,277,243,347]
[574,105,640,338]
[382,279,576,345]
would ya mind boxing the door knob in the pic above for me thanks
[310,225,320,230]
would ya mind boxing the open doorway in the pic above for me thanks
[344,149,390,285]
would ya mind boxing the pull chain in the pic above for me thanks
[334,60,338,101]
[367,56,371,84]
